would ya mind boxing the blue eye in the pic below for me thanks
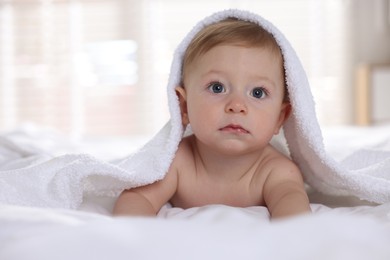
[208,82,225,94]
[251,87,267,99]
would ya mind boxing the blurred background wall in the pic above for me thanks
[0,0,389,139]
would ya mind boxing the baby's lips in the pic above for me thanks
[219,124,250,134]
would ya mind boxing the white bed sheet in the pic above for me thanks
[1,124,390,259]
[1,203,390,260]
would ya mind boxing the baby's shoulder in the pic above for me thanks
[261,144,299,172]
[245,146,301,194]
[260,146,305,197]
[171,135,196,167]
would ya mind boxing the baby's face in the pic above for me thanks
[182,44,289,155]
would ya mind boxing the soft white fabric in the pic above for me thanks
[118,9,390,203]
[1,203,390,260]
[0,9,390,210]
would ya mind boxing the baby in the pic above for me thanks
[114,17,311,219]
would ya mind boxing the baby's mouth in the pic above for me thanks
[219,124,250,134]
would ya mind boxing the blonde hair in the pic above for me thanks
[182,18,288,101]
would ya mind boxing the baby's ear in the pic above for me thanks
[175,86,189,126]
[274,102,292,135]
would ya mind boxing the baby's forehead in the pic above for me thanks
[200,44,281,69]
[186,43,284,75]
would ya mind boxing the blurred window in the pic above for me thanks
[0,0,349,138]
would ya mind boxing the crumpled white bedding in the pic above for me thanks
[1,203,390,260]
[0,125,390,259]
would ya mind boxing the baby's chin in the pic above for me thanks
[206,139,267,157]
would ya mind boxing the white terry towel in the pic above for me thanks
[0,9,389,209]
[118,9,390,203]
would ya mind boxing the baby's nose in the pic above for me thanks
[225,96,247,114]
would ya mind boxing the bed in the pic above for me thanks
[1,124,390,260]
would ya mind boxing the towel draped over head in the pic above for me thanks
[1,9,389,209]
[118,9,390,204]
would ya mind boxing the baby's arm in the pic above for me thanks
[263,160,311,219]
[113,167,178,217]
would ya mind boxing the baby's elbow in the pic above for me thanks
[268,189,311,219]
